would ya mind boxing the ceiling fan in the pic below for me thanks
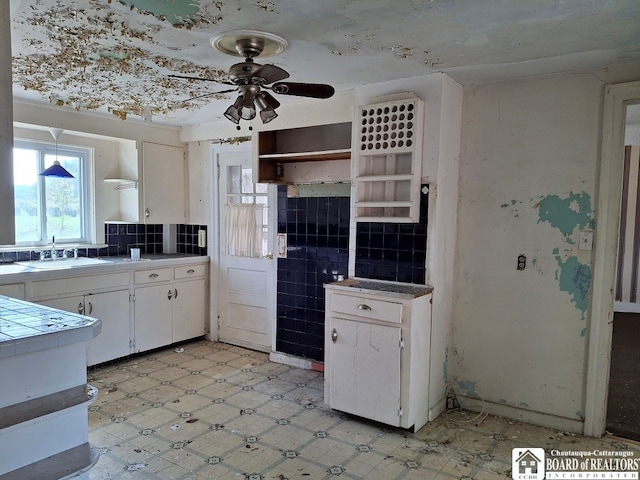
[169,30,335,126]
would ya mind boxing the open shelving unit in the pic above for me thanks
[354,95,424,222]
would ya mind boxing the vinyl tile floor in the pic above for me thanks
[87,339,640,480]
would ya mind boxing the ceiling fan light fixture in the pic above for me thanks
[255,92,278,123]
[224,95,244,124]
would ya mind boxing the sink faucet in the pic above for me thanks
[50,236,58,260]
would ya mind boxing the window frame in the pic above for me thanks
[13,138,91,246]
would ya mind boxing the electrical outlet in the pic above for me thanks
[198,230,206,248]
[579,230,593,250]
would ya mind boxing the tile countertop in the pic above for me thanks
[0,295,101,358]
[325,278,433,298]
[0,254,209,282]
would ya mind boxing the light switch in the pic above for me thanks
[198,230,206,248]
[277,233,287,258]
[579,230,593,251]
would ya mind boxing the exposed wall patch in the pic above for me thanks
[554,253,592,320]
[536,191,593,243]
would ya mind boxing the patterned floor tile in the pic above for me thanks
[87,339,640,480]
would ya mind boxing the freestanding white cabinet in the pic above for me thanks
[324,278,432,431]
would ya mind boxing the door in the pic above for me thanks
[329,317,402,426]
[172,278,206,343]
[215,144,276,352]
[141,142,186,223]
[134,284,173,352]
[85,290,131,366]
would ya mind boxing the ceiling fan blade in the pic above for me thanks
[252,64,290,84]
[171,88,238,109]
[169,74,234,86]
[271,82,335,99]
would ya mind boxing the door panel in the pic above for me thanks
[216,145,275,352]
[329,317,402,426]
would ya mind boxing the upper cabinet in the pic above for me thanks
[105,141,187,224]
[354,94,424,223]
[254,122,352,184]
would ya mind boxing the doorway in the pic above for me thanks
[606,105,640,440]
[213,143,277,352]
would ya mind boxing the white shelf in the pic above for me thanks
[258,148,351,162]
[354,95,424,223]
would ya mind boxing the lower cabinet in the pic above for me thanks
[325,281,432,431]
[133,266,207,353]
[37,290,131,366]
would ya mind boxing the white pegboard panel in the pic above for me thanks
[357,96,424,155]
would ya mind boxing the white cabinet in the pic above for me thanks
[325,279,432,431]
[38,290,131,366]
[140,142,187,223]
[106,141,187,223]
[0,283,25,300]
[354,95,424,222]
[133,264,206,353]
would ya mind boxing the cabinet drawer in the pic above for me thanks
[332,293,402,323]
[134,268,171,284]
[32,272,129,299]
[174,264,206,280]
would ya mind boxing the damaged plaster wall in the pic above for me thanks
[451,73,602,431]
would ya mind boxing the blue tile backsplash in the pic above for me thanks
[0,223,207,263]
[355,185,428,283]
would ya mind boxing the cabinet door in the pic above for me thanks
[37,295,85,315]
[134,284,173,352]
[141,142,186,223]
[172,278,206,343]
[85,290,131,366]
[329,318,402,426]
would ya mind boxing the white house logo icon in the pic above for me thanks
[512,448,545,480]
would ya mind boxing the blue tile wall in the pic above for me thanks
[276,186,350,361]
[355,185,429,284]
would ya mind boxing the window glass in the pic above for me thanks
[13,140,89,245]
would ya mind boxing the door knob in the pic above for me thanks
[264,252,274,259]
[332,328,338,343]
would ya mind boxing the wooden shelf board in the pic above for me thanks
[259,149,351,162]
[356,174,414,182]
[355,201,413,208]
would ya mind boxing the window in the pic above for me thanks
[225,165,269,257]
[13,139,90,245]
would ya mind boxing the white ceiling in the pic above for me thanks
[9,0,640,127]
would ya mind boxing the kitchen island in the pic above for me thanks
[0,295,101,480]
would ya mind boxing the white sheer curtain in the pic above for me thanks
[225,203,264,258]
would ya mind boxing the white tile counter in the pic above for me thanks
[0,295,101,479]
[0,295,101,359]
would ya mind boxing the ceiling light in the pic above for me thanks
[224,96,243,124]
[39,128,74,178]
[255,92,278,123]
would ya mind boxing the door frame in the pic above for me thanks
[210,141,278,352]
[585,80,640,436]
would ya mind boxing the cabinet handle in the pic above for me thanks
[174,288,178,299]
[149,273,159,278]
[332,328,338,343]
[78,302,84,314]
[168,290,173,300]
[145,208,150,218]
[87,302,93,315]
[187,269,195,274]
[357,304,372,311]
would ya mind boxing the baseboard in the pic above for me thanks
[455,395,585,434]
[269,351,313,370]
[429,394,446,422]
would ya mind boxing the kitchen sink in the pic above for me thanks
[15,257,112,269]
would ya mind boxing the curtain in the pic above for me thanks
[225,203,264,258]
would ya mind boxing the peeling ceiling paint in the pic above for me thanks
[9,0,640,127]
